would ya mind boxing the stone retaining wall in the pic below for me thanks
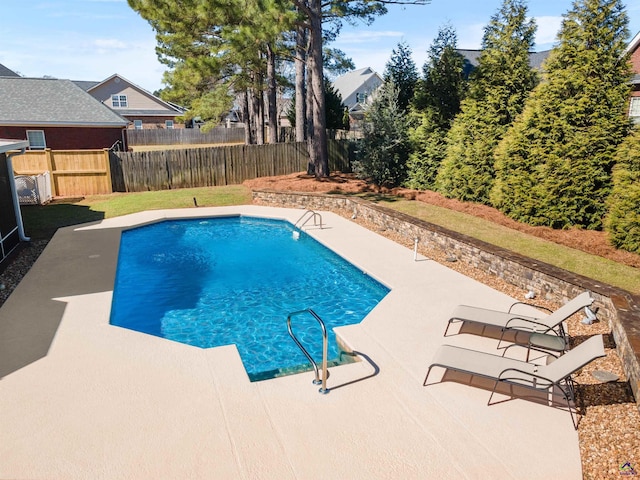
[252,190,640,407]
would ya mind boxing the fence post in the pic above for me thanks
[103,149,113,194]
[44,149,58,196]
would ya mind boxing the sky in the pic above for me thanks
[1,0,639,93]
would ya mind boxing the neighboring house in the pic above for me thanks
[0,77,128,150]
[333,67,384,122]
[0,63,20,77]
[625,31,640,124]
[0,138,30,266]
[76,74,186,130]
[455,49,552,79]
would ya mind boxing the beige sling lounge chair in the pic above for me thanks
[423,334,605,429]
[443,291,594,344]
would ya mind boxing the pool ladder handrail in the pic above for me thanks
[286,308,329,394]
[294,210,323,230]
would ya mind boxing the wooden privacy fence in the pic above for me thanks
[12,149,112,197]
[111,140,352,192]
[9,141,352,196]
[126,127,246,146]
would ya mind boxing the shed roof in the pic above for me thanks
[0,139,29,153]
[0,77,128,127]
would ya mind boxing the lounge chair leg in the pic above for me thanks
[423,366,434,386]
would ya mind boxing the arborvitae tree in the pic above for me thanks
[383,41,418,112]
[324,79,347,129]
[353,81,411,187]
[491,0,631,229]
[605,127,640,252]
[435,0,537,203]
[287,78,347,130]
[406,24,465,189]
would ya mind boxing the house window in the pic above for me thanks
[356,92,368,104]
[133,120,143,130]
[165,120,174,129]
[26,130,46,150]
[111,95,128,108]
[630,97,640,123]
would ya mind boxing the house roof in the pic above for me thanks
[0,63,20,77]
[333,67,383,104]
[0,77,128,127]
[456,49,552,76]
[72,80,100,91]
[624,30,640,56]
[85,74,185,114]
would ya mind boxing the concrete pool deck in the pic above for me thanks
[0,205,582,479]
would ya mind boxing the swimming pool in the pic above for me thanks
[109,216,389,380]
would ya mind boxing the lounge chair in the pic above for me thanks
[443,291,594,343]
[423,334,605,428]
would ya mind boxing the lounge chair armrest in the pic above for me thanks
[508,301,553,314]
[497,367,555,389]
[503,316,554,333]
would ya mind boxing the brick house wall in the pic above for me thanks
[0,126,126,150]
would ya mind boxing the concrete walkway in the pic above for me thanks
[0,206,582,479]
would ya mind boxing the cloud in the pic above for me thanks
[534,15,563,47]
[336,30,404,45]
[93,39,128,50]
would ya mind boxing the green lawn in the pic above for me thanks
[380,198,640,293]
[21,185,251,239]
[19,185,640,293]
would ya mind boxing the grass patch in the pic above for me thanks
[21,185,251,239]
[384,199,640,293]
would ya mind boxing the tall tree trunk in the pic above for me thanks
[307,0,328,177]
[266,43,278,144]
[295,24,307,143]
[242,90,252,145]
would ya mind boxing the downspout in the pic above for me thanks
[6,149,30,241]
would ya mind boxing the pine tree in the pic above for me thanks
[353,81,411,187]
[406,24,465,189]
[605,127,640,252]
[435,0,537,203]
[491,0,631,229]
[383,41,418,112]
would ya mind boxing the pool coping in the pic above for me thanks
[0,205,583,479]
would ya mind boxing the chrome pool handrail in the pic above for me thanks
[286,309,329,394]
[294,210,323,229]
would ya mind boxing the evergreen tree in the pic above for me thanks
[605,127,640,253]
[383,41,418,112]
[353,81,411,187]
[406,24,466,189]
[435,0,537,203]
[491,0,631,229]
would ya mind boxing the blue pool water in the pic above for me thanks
[110,216,389,380]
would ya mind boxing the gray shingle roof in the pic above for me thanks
[0,63,20,77]
[72,80,100,91]
[114,109,181,117]
[456,49,552,77]
[0,77,128,126]
[333,67,383,107]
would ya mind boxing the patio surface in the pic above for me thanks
[0,206,582,479]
